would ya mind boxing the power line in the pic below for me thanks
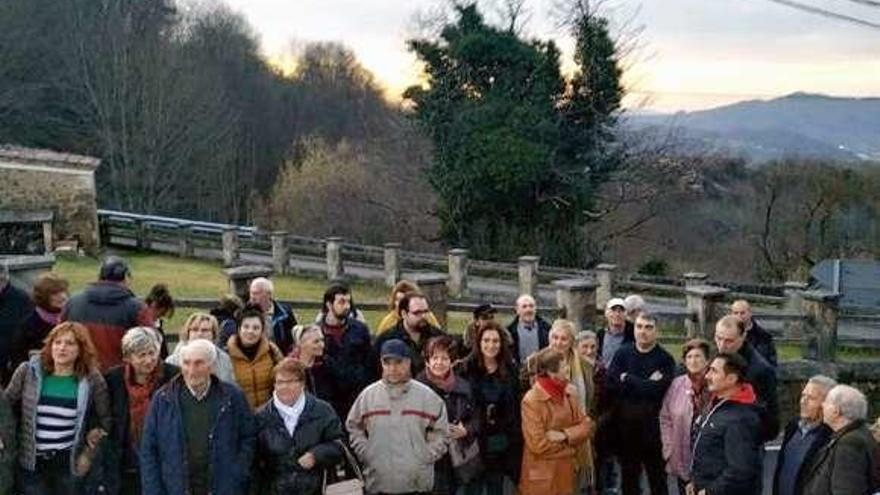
[842,0,880,8]
[760,0,880,30]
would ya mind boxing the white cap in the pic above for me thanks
[606,298,626,310]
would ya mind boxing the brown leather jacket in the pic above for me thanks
[519,380,592,495]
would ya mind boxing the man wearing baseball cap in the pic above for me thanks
[596,297,634,368]
[347,339,449,494]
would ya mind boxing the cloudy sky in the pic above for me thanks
[222,0,880,112]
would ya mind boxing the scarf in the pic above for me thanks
[36,306,61,326]
[537,375,567,403]
[688,372,710,416]
[124,363,160,448]
[425,368,456,393]
[274,391,306,436]
[323,321,345,346]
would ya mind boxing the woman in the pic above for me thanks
[227,305,284,410]
[659,338,711,495]
[144,284,174,360]
[375,280,441,335]
[102,327,179,495]
[5,322,111,494]
[456,321,521,495]
[13,273,69,367]
[165,312,235,383]
[211,293,243,351]
[290,324,335,412]
[254,358,344,495]
[520,348,592,495]
[417,336,481,495]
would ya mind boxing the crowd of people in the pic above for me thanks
[0,256,878,495]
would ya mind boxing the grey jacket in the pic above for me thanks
[346,379,448,494]
[4,356,111,474]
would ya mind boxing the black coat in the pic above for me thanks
[321,317,375,419]
[506,316,551,366]
[739,343,780,442]
[254,394,345,495]
[692,396,763,495]
[802,419,878,495]
[595,325,634,366]
[772,418,833,495]
[374,322,445,377]
[101,362,179,495]
[0,283,33,385]
[747,319,778,367]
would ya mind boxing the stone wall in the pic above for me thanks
[777,360,880,426]
[0,146,101,253]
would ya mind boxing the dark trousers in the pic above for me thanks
[620,443,668,495]
[20,449,77,495]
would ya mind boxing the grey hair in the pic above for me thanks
[179,338,217,366]
[576,330,597,343]
[807,375,838,395]
[624,295,645,312]
[515,294,536,307]
[121,327,161,357]
[826,384,868,422]
[250,277,274,294]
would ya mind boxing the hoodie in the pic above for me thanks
[691,383,763,495]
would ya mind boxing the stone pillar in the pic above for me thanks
[224,265,274,301]
[42,221,53,253]
[783,281,809,338]
[518,256,540,297]
[271,232,289,275]
[325,237,344,280]
[801,290,841,362]
[135,219,148,250]
[685,285,730,339]
[447,248,469,298]
[553,279,598,332]
[176,224,194,258]
[595,263,618,311]
[413,273,449,328]
[384,243,402,287]
[683,272,709,289]
[221,228,239,267]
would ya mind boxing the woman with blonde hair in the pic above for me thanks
[375,280,442,335]
[165,312,234,382]
[5,322,111,493]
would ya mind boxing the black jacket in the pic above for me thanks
[322,317,375,419]
[374,322,445,377]
[739,342,780,442]
[747,319,778,367]
[772,418,833,495]
[0,283,34,385]
[101,362,179,495]
[506,316,551,366]
[254,394,345,495]
[692,390,763,495]
[803,419,877,495]
[596,325,634,366]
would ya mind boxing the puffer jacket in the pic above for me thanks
[346,379,449,494]
[519,379,591,495]
[691,384,763,495]
[4,356,112,474]
[139,374,256,495]
[254,394,344,495]
[227,336,283,410]
[659,374,710,480]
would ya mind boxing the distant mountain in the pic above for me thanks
[626,93,880,163]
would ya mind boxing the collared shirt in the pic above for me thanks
[186,380,212,402]
[274,391,306,436]
[601,328,625,367]
[517,319,540,362]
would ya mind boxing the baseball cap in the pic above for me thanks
[380,339,410,360]
[606,298,626,310]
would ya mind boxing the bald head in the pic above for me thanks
[515,294,537,323]
[249,277,274,312]
[730,299,753,329]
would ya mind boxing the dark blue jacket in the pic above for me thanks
[772,418,833,495]
[321,316,375,419]
[139,374,256,495]
[739,342,780,442]
[506,316,551,366]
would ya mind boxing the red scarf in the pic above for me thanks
[537,376,567,403]
[323,322,345,346]
[124,364,160,448]
[426,368,456,393]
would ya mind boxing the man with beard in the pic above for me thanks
[373,293,445,376]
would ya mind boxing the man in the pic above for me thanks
[773,375,837,495]
[802,384,877,495]
[714,315,779,442]
[140,339,256,495]
[244,277,297,355]
[689,352,763,495]
[507,294,551,366]
[730,299,778,366]
[462,303,497,354]
[62,256,152,371]
[0,262,33,385]
[596,298,634,368]
[319,284,375,418]
[606,312,675,495]
[347,339,448,495]
[373,293,444,376]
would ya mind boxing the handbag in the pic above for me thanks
[449,438,483,484]
[323,440,364,495]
